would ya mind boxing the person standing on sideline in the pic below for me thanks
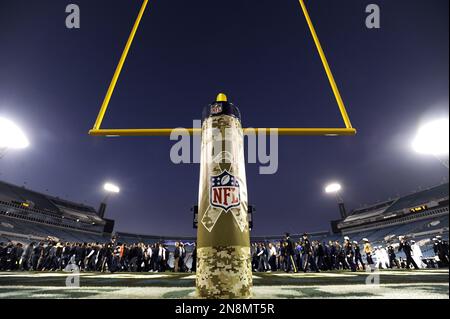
[285,233,296,273]
[329,241,337,270]
[363,238,374,268]
[191,242,197,272]
[316,241,325,271]
[353,241,365,270]
[180,243,187,272]
[387,243,400,269]
[398,236,419,270]
[301,233,319,273]
[279,241,286,271]
[20,242,34,271]
[173,242,180,272]
[336,240,348,270]
[380,246,390,269]
[434,236,449,267]
[268,242,277,272]
[411,240,425,269]
[344,237,356,272]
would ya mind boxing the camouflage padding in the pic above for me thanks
[196,246,253,299]
[196,111,251,298]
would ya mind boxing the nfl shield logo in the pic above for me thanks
[210,103,223,115]
[210,170,240,212]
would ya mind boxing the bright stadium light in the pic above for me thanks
[99,182,121,218]
[0,117,29,151]
[325,182,347,218]
[104,183,120,194]
[325,183,342,194]
[412,118,449,156]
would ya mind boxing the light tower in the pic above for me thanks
[98,182,120,218]
[325,182,347,219]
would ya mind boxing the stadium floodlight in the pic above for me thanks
[104,182,120,194]
[325,183,342,194]
[0,117,29,156]
[325,182,347,218]
[412,118,449,156]
[99,182,120,218]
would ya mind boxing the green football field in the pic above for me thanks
[0,269,448,299]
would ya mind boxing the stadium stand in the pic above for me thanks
[335,183,449,257]
[1,177,448,261]
[0,180,112,244]
[0,179,448,274]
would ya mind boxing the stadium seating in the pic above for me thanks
[0,180,111,244]
[1,177,448,261]
[0,214,109,244]
[333,183,448,253]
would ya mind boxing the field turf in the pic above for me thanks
[0,269,447,299]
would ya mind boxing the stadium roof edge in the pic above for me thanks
[350,182,449,215]
[0,179,100,219]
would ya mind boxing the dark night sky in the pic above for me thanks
[0,0,448,236]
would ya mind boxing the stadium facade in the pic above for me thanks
[0,180,113,244]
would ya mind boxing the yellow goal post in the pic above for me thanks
[88,0,356,137]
